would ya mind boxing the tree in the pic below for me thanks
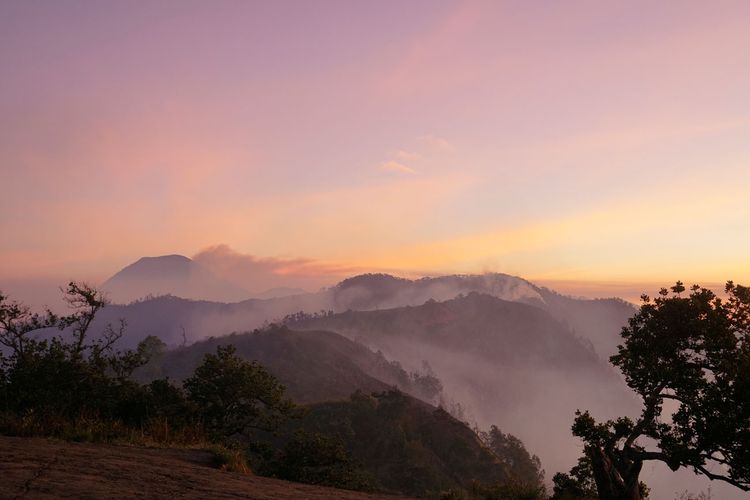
[571,282,750,500]
[184,345,295,438]
[480,425,544,487]
[57,282,109,357]
[0,282,115,361]
[269,430,376,491]
[0,283,156,420]
[550,455,601,500]
[0,291,57,359]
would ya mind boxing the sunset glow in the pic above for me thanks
[2,1,749,298]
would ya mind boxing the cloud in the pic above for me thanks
[376,136,454,177]
[394,149,422,162]
[380,160,417,174]
[418,134,455,152]
[192,244,365,293]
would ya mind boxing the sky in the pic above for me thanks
[1,0,749,304]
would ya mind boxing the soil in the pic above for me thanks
[0,436,407,499]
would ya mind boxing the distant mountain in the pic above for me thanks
[330,273,635,357]
[97,270,634,359]
[290,292,609,371]
[102,255,251,303]
[331,272,544,309]
[533,287,636,357]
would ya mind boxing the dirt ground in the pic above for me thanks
[0,436,406,499]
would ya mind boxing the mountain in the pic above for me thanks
[333,273,543,305]
[108,288,634,478]
[102,255,251,303]
[290,292,608,370]
[284,292,639,477]
[139,325,440,404]
[98,269,634,359]
[137,326,542,497]
[329,273,635,358]
[276,390,521,497]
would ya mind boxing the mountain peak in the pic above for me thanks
[102,254,250,304]
[135,254,191,263]
[335,273,407,290]
[121,255,193,275]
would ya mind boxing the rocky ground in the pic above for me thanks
[0,436,406,499]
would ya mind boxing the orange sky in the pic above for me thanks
[1,1,749,302]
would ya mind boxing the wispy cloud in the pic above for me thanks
[380,160,417,174]
[378,135,455,175]
[394,149,422,162]
[418,134,455,152]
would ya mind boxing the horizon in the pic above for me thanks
[0,247,730,310]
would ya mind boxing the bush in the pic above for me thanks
[267,430,376,491]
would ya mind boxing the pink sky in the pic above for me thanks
[1,0,749,301]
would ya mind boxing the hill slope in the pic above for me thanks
[0,436,404,499]
[277,390,517,497]
[137,329,535,497]
[140,326,440,404]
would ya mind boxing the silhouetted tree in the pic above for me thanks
[269,430,375,491]
[571,282,750,500]
[550,455,599,500]
[0,291,57,359]
[57,282,111,356]
[0,284,159,422]
[184,345,295,438]
[480,425,544,487]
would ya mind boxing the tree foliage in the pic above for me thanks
[550,455,598,500]
[267,429,376,491]
[480,425,544,487]
[184,345,295,438]
[570,281,750,499]
[0,284,298,447]
[0,283,159,419]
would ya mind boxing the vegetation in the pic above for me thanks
[184,345,294,438]
[560,281,750,500]
[479,425,544,487]
[264,429,376,491]
[0,283,161,429]
[262,389,546,498]
[1,284,545,498]
[550,456,597,500]
[142,324,446,405]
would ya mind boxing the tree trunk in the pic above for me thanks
[589,447,642,500]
